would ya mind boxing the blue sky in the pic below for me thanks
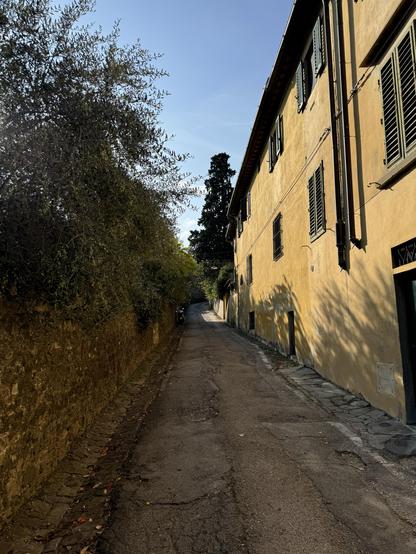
[85,0,294,243]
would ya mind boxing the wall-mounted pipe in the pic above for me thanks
[332,0,363,252]
[322,0,348,270]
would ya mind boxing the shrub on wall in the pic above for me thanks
[0,0,196,323]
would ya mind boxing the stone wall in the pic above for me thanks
[0,301,175,525]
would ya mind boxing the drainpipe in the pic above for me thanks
[322,0,348,270]
[332,0,363,252]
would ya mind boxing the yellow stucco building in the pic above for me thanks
[226,0,416,422]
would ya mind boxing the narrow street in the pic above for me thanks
[98,304,416,554]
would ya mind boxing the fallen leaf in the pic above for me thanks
[74,515,88,526]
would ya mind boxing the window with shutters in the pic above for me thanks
[308,162,326,240]
[273,214,283,261]
[237,213,243,237]
[247,190,252,218]
[240,197,248,223]
[269,115,283,172]
[380,22,416,168]
[246,254,253,285]
[296,15,325,113]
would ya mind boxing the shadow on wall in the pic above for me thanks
[238,262,403,416]
[313,264,401,412]
[239,277,311,363]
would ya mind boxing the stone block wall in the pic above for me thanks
[0,301,175,525]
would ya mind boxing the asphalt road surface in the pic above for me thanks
[99,303,416,554]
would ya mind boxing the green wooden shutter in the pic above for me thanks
[397,30,416,153]
[268,135,274,172]
[380,56,402,166]
[273,214,282,260]
[313,16,324,76]
[241,197,247,222]
[276,115,283,156]
[296,62,305,112]
[315,162,325,233]
[308,174,317,237]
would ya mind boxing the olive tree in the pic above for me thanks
[0,0,194,322]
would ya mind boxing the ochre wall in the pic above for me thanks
[233,1,416,421]
[0,302,175,525]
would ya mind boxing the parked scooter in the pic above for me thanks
[176,306,185,325]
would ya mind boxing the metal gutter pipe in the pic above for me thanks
[322,0,348,270]
[333,0,363,252]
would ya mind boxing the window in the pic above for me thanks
[247,191,252,218]
[269,115,283,172]
[240,196,248,223]
[246,254,253,285]
[273,213,283,260]
[380,22,416,167]
[237,213,243,237]
[308,162,326,239]
[296,15,325,112]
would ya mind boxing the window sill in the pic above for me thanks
[376,149,416,189]
[310,228,326,243]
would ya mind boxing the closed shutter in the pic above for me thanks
[247,191,251,218]
[241,197,247,222]
[273,214,282,260]
[315,162,325,233]
[313,16,324,76]
[276,115,283,156]
[308,175,316,237]
[268,135,274,172]
[397,30,416,153]
[296,62,305,112]
[380,56,402,166]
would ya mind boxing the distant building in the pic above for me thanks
[226,0,416,422]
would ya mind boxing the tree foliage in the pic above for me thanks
[189,153,235,302]
[0,0,196,323]
[188,153,235,278]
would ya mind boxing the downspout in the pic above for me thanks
[332,0,363,252]
[322,0,348,270]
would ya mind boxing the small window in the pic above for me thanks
[296,15,325,112]
[308,162,326,240]
[247,191,252,218]
[269,115,283,172]
[273,213,283,260]
[246,254,253,285]
[249,311,255,331]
